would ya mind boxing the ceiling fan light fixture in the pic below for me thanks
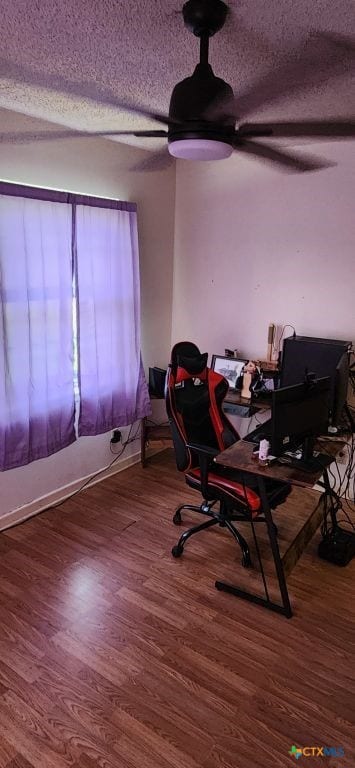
[168,138,233,160]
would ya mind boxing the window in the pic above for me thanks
[0,183,150,471]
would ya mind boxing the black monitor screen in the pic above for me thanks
[271,376,331,459]
[280,335,350,426]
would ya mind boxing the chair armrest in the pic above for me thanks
[185,442,219,497]
[185,442,219,458]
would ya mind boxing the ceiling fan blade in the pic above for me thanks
[236,139,333,172]
[0,57,176,127]
[131,148,174,172]
[239,119,355,140]
[229,32,355,120]
[0,128,168,144]
[319,31,355,57]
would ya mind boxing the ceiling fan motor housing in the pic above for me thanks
[168,0,235,157]
[168,63,235,146]
[182,0,229,37]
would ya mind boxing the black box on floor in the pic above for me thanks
[318,527,355,566]
[149,367,167,399]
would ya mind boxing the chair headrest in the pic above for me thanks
[170,341,201,370]
[176,352,208,379]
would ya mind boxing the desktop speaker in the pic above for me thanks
[149,367,167,399]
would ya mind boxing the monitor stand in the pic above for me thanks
[291,436,333,473]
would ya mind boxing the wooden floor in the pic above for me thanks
[0,448,354,768]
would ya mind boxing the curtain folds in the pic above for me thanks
[0,195,75,470]
[75,204,151,436]
[0,184,150,470]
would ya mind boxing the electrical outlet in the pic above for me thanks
[111,429,122,444]
[337,447,348,465]
[334,434,352,465]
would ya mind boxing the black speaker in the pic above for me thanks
[149,367,167,399]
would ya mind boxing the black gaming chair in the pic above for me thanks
[165,341,291,566]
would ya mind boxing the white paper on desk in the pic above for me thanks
[263,378,275,391]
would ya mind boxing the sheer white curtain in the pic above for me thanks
[0,194,75,470]
[75,203,150,435]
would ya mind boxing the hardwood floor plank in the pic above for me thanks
[5,757,35,768]
[0,661,53,721]
[111,707,206,768]
[0,449,353,768]
[117,586,189,630]
[113,734,178,768]
[71,755,123,768]
[202,744,269,768]
[0,737,17,768]
[51,629,142,688]
[0,699,70,768]
[110,678,215,762]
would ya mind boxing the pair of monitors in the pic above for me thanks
[268,335,351,465]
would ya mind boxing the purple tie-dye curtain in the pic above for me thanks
[75,202,151,436]
[0,184,150,469]
[0,193,75,470]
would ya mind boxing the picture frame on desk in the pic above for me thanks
[211,355,246,389]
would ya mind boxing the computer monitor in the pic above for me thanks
[149,367,167,398]
[280,335,351,428]
[270,376,331,470]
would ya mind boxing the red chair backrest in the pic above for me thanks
[166,341,239,472]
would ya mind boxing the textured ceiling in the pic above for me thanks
[0,0,354,151]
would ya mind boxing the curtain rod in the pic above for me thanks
[0,180,137,212]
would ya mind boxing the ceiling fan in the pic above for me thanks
[1,0,355,172]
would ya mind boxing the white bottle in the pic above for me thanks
[259,439,270,465]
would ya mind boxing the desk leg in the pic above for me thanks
[215,476,293,618]
[258,476,292,617]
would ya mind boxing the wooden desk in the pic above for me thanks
[218,438,341,487]
[141,417,172,467]
[223,390,274,420]
[214,438,343,617]
[224,389,272,407]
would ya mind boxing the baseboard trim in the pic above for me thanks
[0,444,166,533]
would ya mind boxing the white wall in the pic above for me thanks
[0,109,176,523]
[2,125,355,523]
[172,141,355,361]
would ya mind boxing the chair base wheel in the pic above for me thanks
[172,544,184,558]
[173,511,182,525]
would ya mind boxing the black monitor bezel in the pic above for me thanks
[270,376,331,457]
[280,335,351,427]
